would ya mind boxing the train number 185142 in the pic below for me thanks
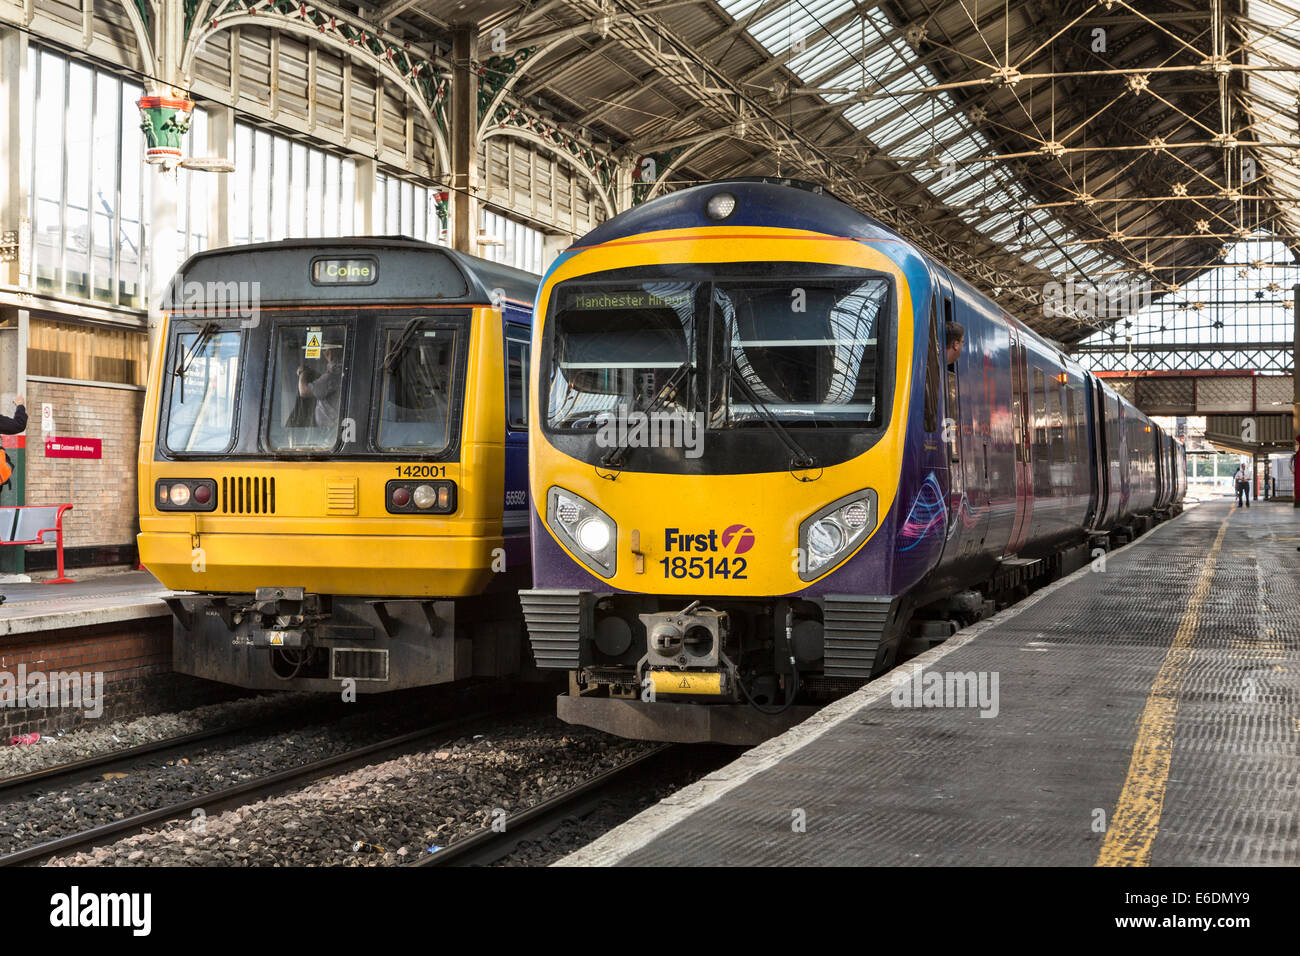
[659,556,747,580]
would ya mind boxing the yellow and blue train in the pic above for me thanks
[521,178,1185,744]
[138,238,536,691]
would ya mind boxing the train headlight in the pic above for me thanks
[412,484,438,509]
[169,484,192,507]
[576,517,611,554]
[808,519,844,559]
[547,487,617,577]
[798,489,878,582]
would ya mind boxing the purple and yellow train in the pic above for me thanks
[521,178,1185,745]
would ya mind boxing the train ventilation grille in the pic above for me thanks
[331,648,389,682]
[326,478,358,516]
[222,476,276,514]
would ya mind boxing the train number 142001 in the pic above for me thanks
[394,465,447,478]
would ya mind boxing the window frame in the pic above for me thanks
[506,324,531,432]
[158,320,247,458]
[366,311,472,460]
[261,316,355,456]
[543,272,890,434]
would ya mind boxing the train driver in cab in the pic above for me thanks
[297,340,344,430]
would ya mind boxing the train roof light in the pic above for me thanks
[705,192,737,221]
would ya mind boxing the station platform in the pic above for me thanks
[0,569,170,636]
[562,499,1299,866]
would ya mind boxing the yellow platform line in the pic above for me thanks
[1096,517,1230,867]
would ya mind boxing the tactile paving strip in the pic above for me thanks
[611,501,1299,866]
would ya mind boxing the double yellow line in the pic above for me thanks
[1096,517,1230,867]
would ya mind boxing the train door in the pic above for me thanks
[1004,324,1032,556]
[938,277,963,514]
[1085,374,1107,530]
[1116,400,1131,516]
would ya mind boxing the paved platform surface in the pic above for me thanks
[0,570,170,636]
[562,499,1299,866]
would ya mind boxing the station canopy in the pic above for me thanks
[380,0,1300,348]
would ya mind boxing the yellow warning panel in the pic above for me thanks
[650,670,723,696]
[305,329,322,358]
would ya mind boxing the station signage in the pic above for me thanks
[45,437,102,460]
[311,257,378,285]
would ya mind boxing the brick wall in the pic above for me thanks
[0,618,239,738]
[26,380,144,550]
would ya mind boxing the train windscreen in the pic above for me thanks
[165,326,243,454]
[545,276,887,434]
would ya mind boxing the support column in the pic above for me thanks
[209,106,235,249]
[1294,284,1299,507]
[541,232,571,268]
[353,157,376,235]
[0,29,30,571]
[613,158,634,213]
[147,166,181,358]
[0,27,27,289]
[450,24,479,256]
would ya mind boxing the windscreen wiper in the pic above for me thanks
[173,322,219,403]
[598,359,694,471]
[725,363,817,472]
[384,317,425,372]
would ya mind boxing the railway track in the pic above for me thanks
[0,701,351,802]
[413,744,676,867]
[0,711,502,867]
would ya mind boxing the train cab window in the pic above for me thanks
[546,281,705,428]
[165,327,242,454]
[507,335,529,431]
[712,278,885,427]
[377,325,458,452]
[268,324,347,452]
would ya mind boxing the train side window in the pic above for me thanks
[507,335,530,430]
[1031,367,1047,450]
[1064,388,1074,463]
[923,297,940,432]
[1049,379,1063,463]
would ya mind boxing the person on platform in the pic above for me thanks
[0,394,26,438]
[0,394,28,606]
[1233,464,1250,509]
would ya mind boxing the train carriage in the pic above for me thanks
[521,178,1183,744]
[138,238,537,692]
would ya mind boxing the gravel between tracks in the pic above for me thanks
[0,692,311,779]
[44,718,657,866]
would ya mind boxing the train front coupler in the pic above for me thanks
[637,601,740,701]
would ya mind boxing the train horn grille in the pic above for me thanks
[222,476,276,514]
